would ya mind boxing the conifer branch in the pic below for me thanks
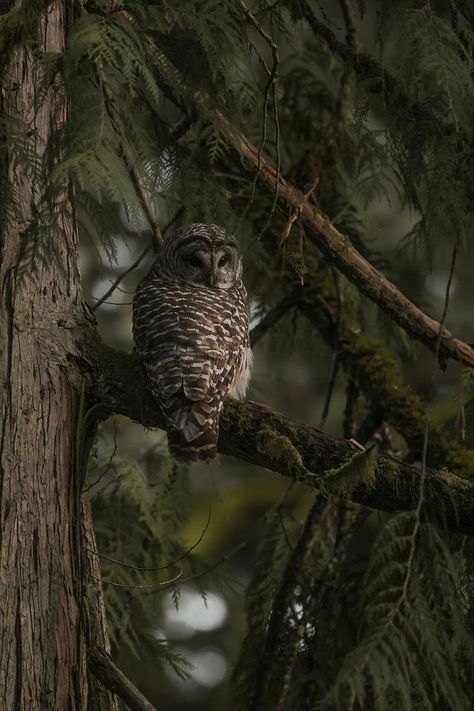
[88,341,474,536]
[296,272,474,476]
[214,110,474,370]
[88,646,158,711]
[135,34,474,371]
[287,0,461,137]
[249,497,322,710]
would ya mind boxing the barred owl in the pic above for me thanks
[133,223,252,461]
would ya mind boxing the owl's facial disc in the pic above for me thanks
[179,242,240,289]
[180,246,211,285]
[211,247,239,289]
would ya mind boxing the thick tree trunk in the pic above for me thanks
[0,3,115,708]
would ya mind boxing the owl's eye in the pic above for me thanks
[186,255,203,268]
[218,254,229,267]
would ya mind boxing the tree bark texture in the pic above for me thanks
[0,3,113,708]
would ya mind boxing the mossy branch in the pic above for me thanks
[297,276,474,478]
[82,337,474,536]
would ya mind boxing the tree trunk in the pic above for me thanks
[0,3,114,708]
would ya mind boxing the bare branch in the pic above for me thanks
[89,646,158,711]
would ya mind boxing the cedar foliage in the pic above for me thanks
[2,0,474,708]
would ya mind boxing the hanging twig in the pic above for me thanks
[91,209,183,312]
[83,422,118,492]
[88,569,182,591]
[387,245,458,625]
[319,269,341,429]
[143,482,296,596]
[237,0,280,236]
[84,507,211,573]
[91,248,151,312]
[279,175,320,249]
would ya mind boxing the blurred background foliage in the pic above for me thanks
[29,0,474,706]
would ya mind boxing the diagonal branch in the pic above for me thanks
[132,31,474,371]
[296,273,474,477]
[85,340,474,536]
[88,646,157,711]
[250,293,298,348]
[214,110,474,370]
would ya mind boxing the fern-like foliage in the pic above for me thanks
[88,425,201,674]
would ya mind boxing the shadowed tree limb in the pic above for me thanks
[286,0,462,138]
[115,10,474,370]
[296,275,474,477]
[215,110,474,370]
[84,339,474,536]
[88,646,158,711]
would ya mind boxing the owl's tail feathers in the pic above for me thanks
[167,426,218,462]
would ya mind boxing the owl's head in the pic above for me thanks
[159,223,242,289]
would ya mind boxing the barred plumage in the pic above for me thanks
[133,224,252,461]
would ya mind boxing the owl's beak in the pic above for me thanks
[207,270,217,287]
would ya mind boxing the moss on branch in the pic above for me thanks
[84,338,474,536]
[298,275,474,479]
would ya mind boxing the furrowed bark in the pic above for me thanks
[0,3,113,708]
[89,343,474,536]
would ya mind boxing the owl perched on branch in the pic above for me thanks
[133,223,252,461]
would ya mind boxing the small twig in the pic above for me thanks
[90,296,133,307]
[238,0,280,236]
[89,645,158,711]
[88,569,182,590]
[91,209,183,312]
[84,507,211,572]
[387,245,458,625]
[144,482,296,595]
[279,176,319,249]
[319,270,341,429]
[83,423,118,493]
[250,293,298,348]
[129,168,164,250]
[91,246,151,311]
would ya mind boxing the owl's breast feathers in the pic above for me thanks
[133,274,251,460]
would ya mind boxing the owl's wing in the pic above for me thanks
[133,280,242,443]
[144,344,241,443]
